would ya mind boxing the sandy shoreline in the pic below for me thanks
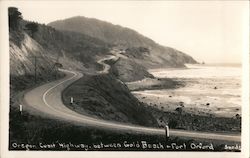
[127,76,241,118]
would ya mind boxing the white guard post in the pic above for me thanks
[165,125,169,141]
[19,104,23,115]
[70,97,74,104]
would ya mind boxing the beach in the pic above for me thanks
[128,64,241,118]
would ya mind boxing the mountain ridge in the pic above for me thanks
[49,16,157,47]
[48,16,197,68]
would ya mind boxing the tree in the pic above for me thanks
[8,7,22,30]
[25,22,38,38]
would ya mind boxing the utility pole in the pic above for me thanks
[29,52,62,83]
[29,55,43,84]
[34,56,37,83]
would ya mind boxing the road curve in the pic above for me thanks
[22,69,241,142]
[97,55,118,74]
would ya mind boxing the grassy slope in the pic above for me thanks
[62,74,157,127]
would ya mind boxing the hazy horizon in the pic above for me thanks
[9,1,248,64]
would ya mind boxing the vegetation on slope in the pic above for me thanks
[62,74,157,127]
[21,21,111,70]
[48,16,197,68]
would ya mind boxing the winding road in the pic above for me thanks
[21,55,241,143]
[97,55,119,74]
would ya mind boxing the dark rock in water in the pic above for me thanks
[206,103,210,106]
[169,95,172,98]
[214,86,217,89]
[235,114,241,119]
[179,101,184,107]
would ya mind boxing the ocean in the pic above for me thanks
[137,64,242,117]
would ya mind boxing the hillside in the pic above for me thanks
[62,74,157,127]
[48,16,197,68]
[10,19,112,92]
[9,9,157,128]
[9,30,68,94]
[25,21,111,71]
[10,20,112,79]
[24,21,154,82]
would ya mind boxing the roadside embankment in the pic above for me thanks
[62,74,158,127]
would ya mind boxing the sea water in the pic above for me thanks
[144,64,242,117]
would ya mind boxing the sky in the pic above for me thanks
[11,1,249,63]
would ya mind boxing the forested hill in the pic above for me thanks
[49,16,197,68]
